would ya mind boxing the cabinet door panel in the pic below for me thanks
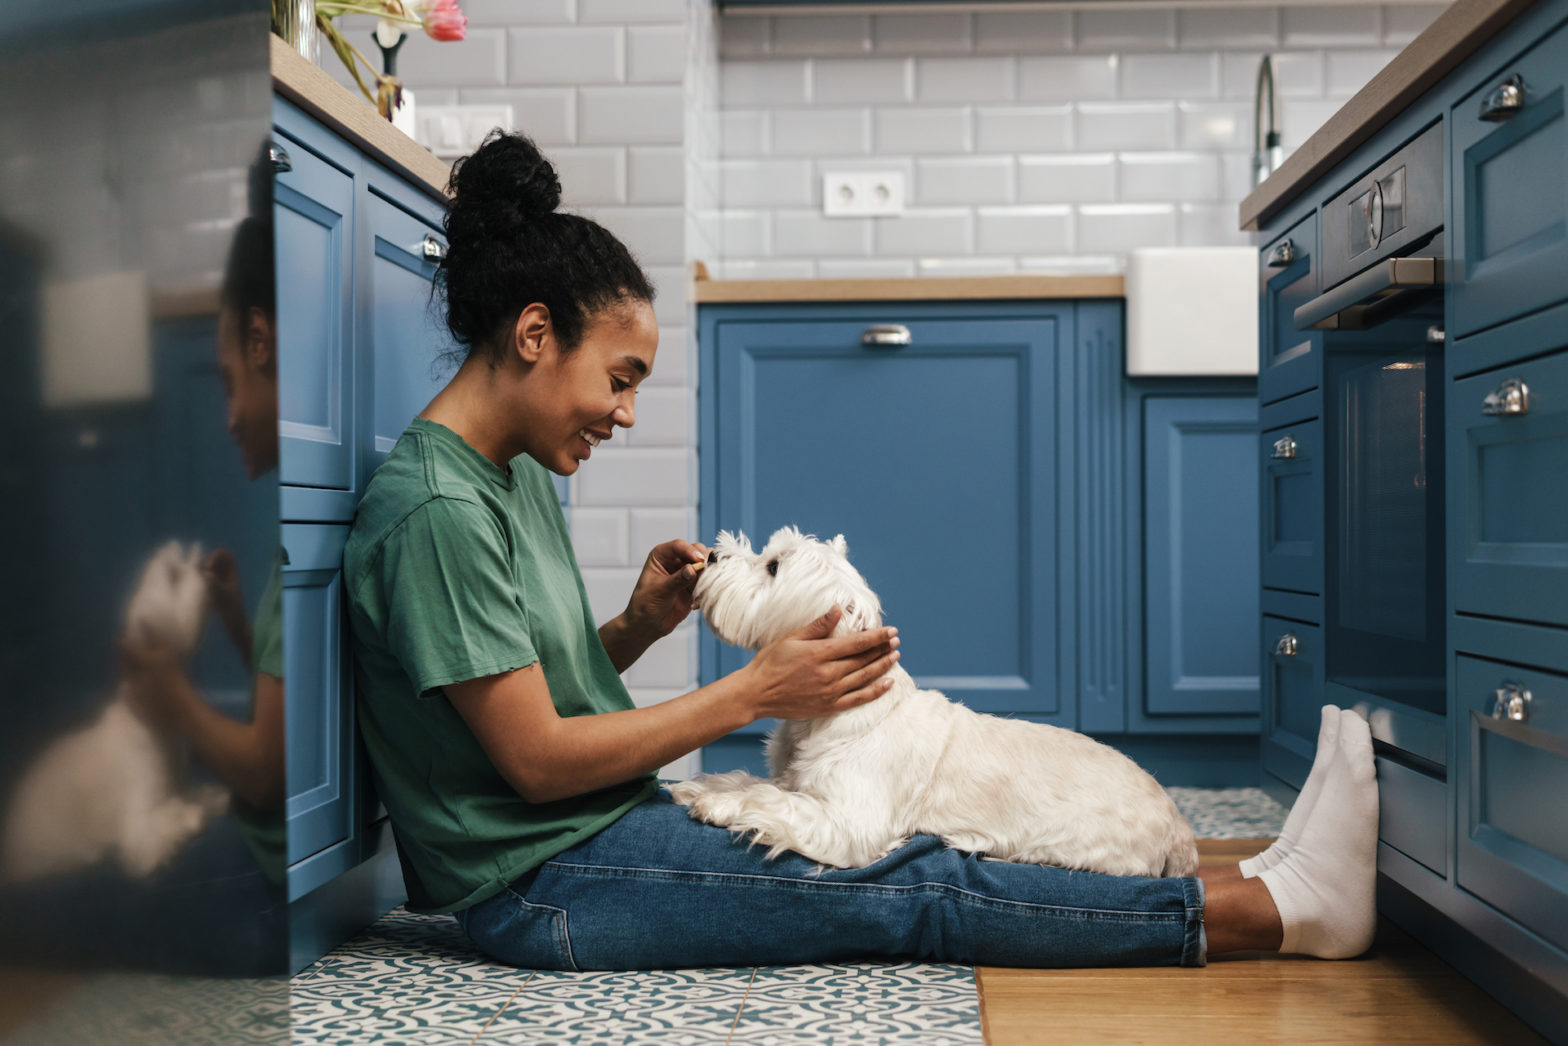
[282,523,353,869]
[1450,350,1568,627]
[1456,650,1568,952]
[1142,396,1260,717]
[365,192,449,473]
[1261,614,1322,788]
[1259,216,1321,406]
[1261,417,1323,595]
[1451,22,1568,341]
[708,314,1061,721]
[273,106,355,491]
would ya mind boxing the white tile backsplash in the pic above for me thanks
[1120,53,1220,100]
[974,105,1073,153]
[1076,8,1177,52]
[551,146,628,205]
[775,209,874,256]
[1018,154,1116,204]
[1018,55,1118,102]
[580,85,684,143]
[771,107,872,156]
[874,13,974,55]
[1118,151,1221,203]
[1281,5,1384,48]
[813,57,914,104]
[876,107,971,154]
[1077,203,1178,253]
[916,57,1015,104]
[570,508,632,567]
[975,11,1072,54]
[916,155,1014,205]
[976,205,1072,255]
[629,25,689,83]
[573,447,695,507]
[1177,8,1280,49]
[773,14,872,56]
[460,86,575,144]
[1076,102,1178,151]
[507,26,624,85]
[873,207,973,255]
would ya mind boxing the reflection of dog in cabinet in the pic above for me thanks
[1,542,229,882]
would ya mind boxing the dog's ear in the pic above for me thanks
[830,534,848,556]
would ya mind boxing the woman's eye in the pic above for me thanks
[767,559,779,576]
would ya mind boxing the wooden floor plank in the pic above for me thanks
[976,840,1549,1045]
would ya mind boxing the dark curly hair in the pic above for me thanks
[439,131,654,362]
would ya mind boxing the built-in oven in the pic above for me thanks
[1294,121,1448,771]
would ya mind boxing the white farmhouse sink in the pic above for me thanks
[1125,247,1258,377]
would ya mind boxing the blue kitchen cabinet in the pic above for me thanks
[1258,215,1321,407]
[699,302,1070,739]
[1134,395,1260,726]
[699,300,1262,775]
[272,97,457,969]
[1248,1,1568,1032]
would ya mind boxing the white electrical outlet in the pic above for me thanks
[822,171,905,218]
[415,105,515,159]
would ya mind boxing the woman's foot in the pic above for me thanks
[1254,708,1379,958]
[1240,704,1340,878]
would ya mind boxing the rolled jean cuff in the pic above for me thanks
[1183,875,1207,967]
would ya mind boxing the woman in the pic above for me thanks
[343,131,1378,972]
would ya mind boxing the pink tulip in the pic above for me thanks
[422,0,465,42]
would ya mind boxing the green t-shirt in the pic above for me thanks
[343,418,655,914]
[232,546,287,884]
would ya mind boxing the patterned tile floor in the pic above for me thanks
[5,789,1286,1046]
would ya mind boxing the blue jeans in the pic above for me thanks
[456,788,1206,970]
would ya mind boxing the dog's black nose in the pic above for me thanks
[707,550,719,565]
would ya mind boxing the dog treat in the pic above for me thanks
[690,560,705,572]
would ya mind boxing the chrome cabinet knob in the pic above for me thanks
[270,142,293,174]
[1270,435,1298,460]
[1480,75,1526,122]
[1491,682,1532,723]
[1274,633,1299,657]
[421,234,447,262]
[1482,378,1530,416]
[861,324,911,348]
[1267,239,1296,268]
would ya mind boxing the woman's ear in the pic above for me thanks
[512,302,552,364]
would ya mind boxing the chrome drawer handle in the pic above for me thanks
[1480,74,1525,122]
[421,234,447,262]
[1271,435,1298,460]
[1492,682,1532,723]
[270,142,293,174]
[1482,378,1529,416]
[1274,633,1299,657]
[861,324,911,348]
[1426,325,1445,344]
[1267,239,1296,268]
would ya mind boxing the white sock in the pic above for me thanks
[1256,708,1379,959]
[1240,704,1341,878]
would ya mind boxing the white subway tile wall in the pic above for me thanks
[711,2,1449,276]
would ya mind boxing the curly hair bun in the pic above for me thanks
[448,130,562,232]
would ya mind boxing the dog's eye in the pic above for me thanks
[766,558,779,577]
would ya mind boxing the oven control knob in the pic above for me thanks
[1367,181,1384,249]
[1491,682,1531,723]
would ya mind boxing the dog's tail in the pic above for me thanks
[1162,811,1201,878]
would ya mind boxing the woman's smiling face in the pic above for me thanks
[528,298,658,476]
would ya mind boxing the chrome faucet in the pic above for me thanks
[1252,55,1284,188]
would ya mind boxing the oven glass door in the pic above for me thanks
[1324,307,1446,727]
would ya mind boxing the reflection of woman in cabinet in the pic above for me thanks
[343,131,1379,971]
[120,211,287,886]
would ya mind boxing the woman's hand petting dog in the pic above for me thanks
[741,605,900,723]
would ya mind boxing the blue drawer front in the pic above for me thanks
[1450,350,1568,627]
[1456,644,1568,954]
[1450,19,1568,341]
[705,311,1062,722]
[1142,396,1261,718]
[1261,417,1323,595]
[1259,215,1321,406]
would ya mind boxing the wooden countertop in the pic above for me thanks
[270,34,450,202]
[691,271,1124,303]
[1239,0,1537,231]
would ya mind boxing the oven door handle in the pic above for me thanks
[1293,257,1444,331]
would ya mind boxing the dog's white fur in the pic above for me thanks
[0,541,228,883]
[669,527,1199,878]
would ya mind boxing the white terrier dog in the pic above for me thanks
[1,541,229,882]
[669,527,1199,878]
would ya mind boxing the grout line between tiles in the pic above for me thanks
[468,968,537,1046]
[725,967,759,1046]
